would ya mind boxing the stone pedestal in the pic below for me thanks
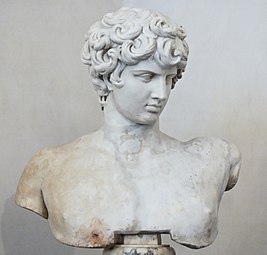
[103,233,175,255]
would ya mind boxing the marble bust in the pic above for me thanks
[15,7,241,250]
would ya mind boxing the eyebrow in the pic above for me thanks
[131,70,155,73]
[131,70,176,76]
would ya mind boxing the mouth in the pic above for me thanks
[145,104,163,113]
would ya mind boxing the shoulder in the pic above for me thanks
[15,138,76,217]
[159,134,235,157]
[17,146,56,182]
[15,135,87,217]
[15,131,110,218]
[197,136,241,168]
[183,137,232,155]
[182,136,241,190]
[15,147,55,218]
[182,136,239,158]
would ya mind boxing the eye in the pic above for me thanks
[134,72,156,82]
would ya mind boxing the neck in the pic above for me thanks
[102,120,160,143]
[101,96,162,155]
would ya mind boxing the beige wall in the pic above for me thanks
[1,0,266,255]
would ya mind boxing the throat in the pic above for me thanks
[101,121,161,161]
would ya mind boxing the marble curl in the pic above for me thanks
[81,7,189,96]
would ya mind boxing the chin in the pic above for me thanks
[132,113,159,125]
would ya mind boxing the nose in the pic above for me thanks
[150,76,167,101]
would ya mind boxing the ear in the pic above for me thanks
[90,70,110,96]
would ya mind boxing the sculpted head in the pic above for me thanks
[81,7,189,97]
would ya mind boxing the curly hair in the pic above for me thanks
[81,7,189,96]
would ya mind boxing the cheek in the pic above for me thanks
[115,87,150,106]
[112,92,141,114]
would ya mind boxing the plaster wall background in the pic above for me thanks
[0,0,266,255]
[0,1,121,255]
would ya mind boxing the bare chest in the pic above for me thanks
[41,151,228,247]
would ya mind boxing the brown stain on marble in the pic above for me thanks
[78,218,109,247]
[86,229,105,246]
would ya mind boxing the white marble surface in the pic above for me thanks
[15,7,241,250]
[16,128,240,248]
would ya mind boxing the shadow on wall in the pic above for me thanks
[1,195,75,255]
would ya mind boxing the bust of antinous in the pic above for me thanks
[16,7,241,249]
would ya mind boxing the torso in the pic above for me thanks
[37,131,235,248]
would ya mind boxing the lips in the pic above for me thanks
[145,104,162,113]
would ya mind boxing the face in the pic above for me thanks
[111,59,177,125]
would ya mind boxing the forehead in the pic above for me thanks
[126,59,177,75]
